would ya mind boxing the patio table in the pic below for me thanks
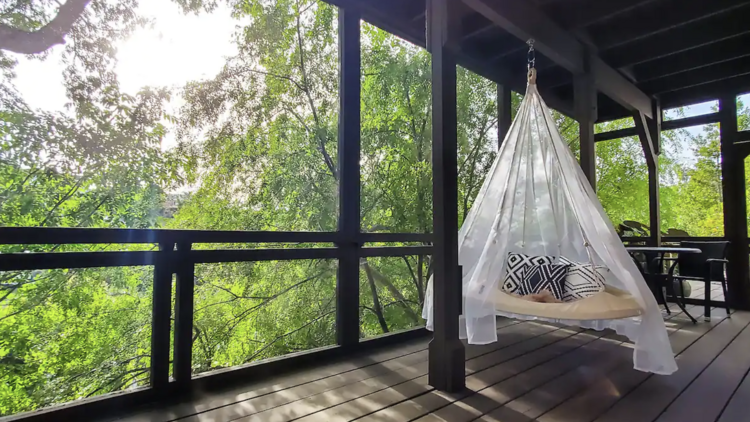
[625,246,701,322]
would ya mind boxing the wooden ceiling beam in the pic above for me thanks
[660,74,750,109]
[633,34,750,83]
[461,0,653,117]
[324,0,576,116]
[639,56,750,95]
[589,0,750,50]
[543,0,656,30]
[602,7,750,68]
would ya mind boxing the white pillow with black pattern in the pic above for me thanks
[502,253,555,294]
[518,263,569,301]
[559,257,607,302]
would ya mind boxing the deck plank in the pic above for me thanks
[481,308,709,422]
[533,307,723,422]
[655,318,750,422]
[353,330,611,422]
[116,319,516,422]
[717,359,750,422]
[479,342,632,422]
[184,321,552,422]
[385,333,624,422]
[102,309,750,422]
[291,326,587,422]
[590,311,750,422]
[114,335,432,421]
[412,306,698,422]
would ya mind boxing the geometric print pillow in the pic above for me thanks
[517,263,569,300]
[502,253,555,294]
[558,257,607,302]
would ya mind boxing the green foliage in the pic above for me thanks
[192,260,337,372]
[0,266,152,415]
[0,0,746,416]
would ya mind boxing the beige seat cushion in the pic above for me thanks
[493,285,642,320]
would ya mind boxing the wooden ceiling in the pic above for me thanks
[329,0,750,121]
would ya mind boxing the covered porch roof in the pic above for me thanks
[335,0,750,121]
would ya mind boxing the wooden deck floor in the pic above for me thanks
[107,289,748,422]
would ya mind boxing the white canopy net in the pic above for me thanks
[422,82,677,375]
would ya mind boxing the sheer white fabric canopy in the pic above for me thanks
[422,82,677,375]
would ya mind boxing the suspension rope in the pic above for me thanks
[527,39,537,84]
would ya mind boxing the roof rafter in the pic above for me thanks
[324,0,576,116]
[461,0,653,118]
[602,7,750,68]
[589,0,750,49]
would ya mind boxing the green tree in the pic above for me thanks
[0,0,182,414]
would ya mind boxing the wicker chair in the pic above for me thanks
[666,241,731,321]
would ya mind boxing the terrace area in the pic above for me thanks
[106,301,748,422]
[3,0,750,421]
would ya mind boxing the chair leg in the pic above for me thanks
[660,286,671,314]
[669,279,696,324]
[721,279,731,317]
[704,278,711,322]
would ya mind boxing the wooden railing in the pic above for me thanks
[620,235,727,244]
[0,227,433,422]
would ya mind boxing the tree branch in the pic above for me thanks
[363,262,389,333]
[243,309,335,363]
[294,6,337,180]
[403,77,429,233]
[360,259,420,324]
[0,0,92,54]
[417,254,424,304]
[217,271,325,336]
[402,256,421,302]
[40,176,85,226]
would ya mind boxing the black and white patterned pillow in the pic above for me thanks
[502,253,555,294]
[559,257,607,302]
[517,263,568,300]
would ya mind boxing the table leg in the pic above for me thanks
[662,273,697,323]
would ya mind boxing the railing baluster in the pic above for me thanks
[173,242,194,389]
[150,242,175,391]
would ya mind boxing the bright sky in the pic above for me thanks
[12,0,237,123]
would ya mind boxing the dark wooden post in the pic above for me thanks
[173,242,194,388]
[574,56,597,189]
[427,0,465,393]
[336,5,362,347]
[648,100,662,246]
[647,150,661,247]
[150,242,174,391]
[634,105,661,246]
[497,83,512,149]
[719,94,750,310]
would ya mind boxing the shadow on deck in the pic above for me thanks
[102,293,748,422]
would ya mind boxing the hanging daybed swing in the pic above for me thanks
[422,41,677,375]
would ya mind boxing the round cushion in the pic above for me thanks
[492,285,643,321]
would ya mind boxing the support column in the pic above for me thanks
[497,84,512,149]
[150,242,174,392]
[173,242,194,389]
[719,94,750,310]
[336,6,361,347]
[634,105,660,247]
[574,58,597,189]
[648,100,662,246]
[427,0,465,392]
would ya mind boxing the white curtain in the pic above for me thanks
[422,83,677,375]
